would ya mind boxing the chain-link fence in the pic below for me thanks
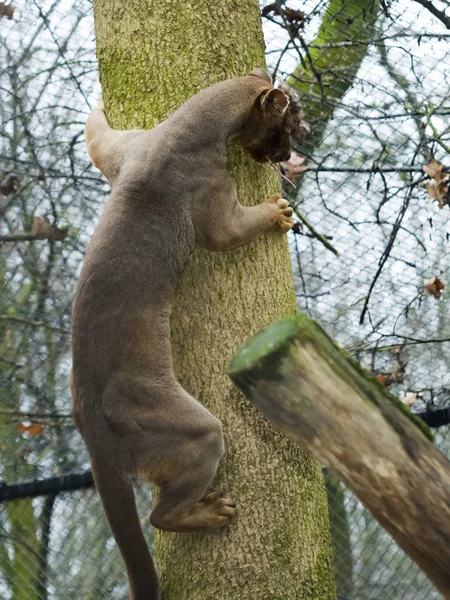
[325,426,450,600]
[1,0,449,598]
[0,474,155,600]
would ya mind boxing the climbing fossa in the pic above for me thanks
[71,68,296,600]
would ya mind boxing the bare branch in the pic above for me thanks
[412,0,450,30]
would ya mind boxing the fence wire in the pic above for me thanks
[1,0,449,598]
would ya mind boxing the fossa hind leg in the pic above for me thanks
[150,464,236,533]
[102,375,236,533]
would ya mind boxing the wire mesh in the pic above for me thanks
[0,482,153,600]
[1,0,449,598]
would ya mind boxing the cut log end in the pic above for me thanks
[228,313,433,442]
[227,313,301,375]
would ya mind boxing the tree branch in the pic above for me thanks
[0,315,70,334]
[412,0,450,30]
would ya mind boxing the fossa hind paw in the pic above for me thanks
[196,491,237,528]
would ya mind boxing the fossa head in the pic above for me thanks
[235,68,297,163]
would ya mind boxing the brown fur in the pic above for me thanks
[71,69,295,600]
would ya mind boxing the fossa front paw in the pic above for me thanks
[265,193,294,233]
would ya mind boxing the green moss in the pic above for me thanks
[228,313,433,442]
[227,315,299,375]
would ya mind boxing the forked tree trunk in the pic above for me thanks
[92,1,336,599]
[228,314,450,599]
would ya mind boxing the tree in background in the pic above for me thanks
[0,2,98,596]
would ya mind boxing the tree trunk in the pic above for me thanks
[228,314,450,599]
[92,1,336,598]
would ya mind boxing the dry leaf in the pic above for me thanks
[262,4,306,24]
[17,423,45,436]
[424,276,444,299]
[376,374,392,387]
[0,2,14,19]
[401,392,419,407]
[280,150,308,183]
[32,217,68,242]
[423,159,450,208]
[32,217,53,240]
[425,181,450,208]
[423,159,443,179]
[48,225,68,242]
[284,7,306,23]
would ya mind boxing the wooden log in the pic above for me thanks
[227,314,450,599]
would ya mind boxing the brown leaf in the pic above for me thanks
[423,159,443,179]
[48,225,68,242]
[17,423,45,436]
[284,8,306,23]
[280,150,308,183]
[426,180,450,208]
[401,392,419,408]
[376,374,392,387]
[0,173,19,196]
[0,2,14,19]
[32,217,53,240]
[423,160,450,208]
[424,276,445,299]
[32,218,68,242]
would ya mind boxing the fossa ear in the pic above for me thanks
[260,88,290,114]
[249,68,272,84]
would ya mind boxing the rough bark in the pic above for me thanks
[92,1,336,599]
[228,314,450,599]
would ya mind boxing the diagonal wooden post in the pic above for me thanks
[228,314,450,600]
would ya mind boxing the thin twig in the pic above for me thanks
[293,207,339,257]
[0,315,70,334]
[0,233,38,242]
[268,160,296,188]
